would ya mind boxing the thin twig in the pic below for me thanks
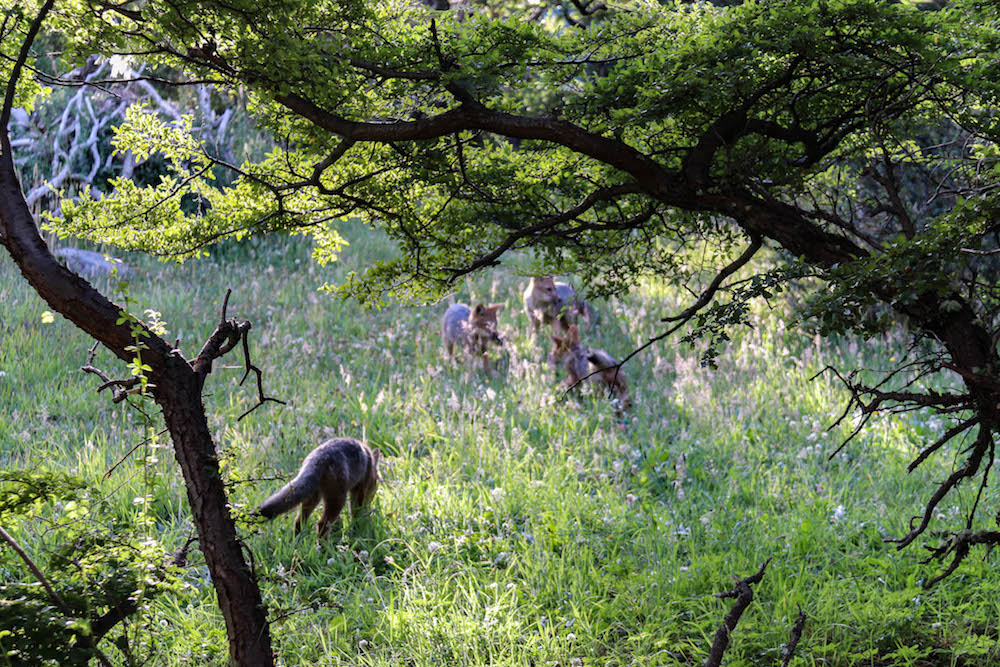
[0,523,73,616]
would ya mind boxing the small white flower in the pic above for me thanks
[428,541,443,554]
[491,487,506,502]
[831,504,846,523]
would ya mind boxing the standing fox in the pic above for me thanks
[522,276,597,336]
[259,438,381,538]
[441,302,505,374]
[549,325,632,411]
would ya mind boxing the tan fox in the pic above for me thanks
[441,302,505,374]
[522,276,597,336]
[259,437,381,538]
[550,325,632,411]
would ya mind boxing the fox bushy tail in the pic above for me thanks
[258,464,323,519]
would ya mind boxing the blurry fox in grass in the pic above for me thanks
[549,324,632,411]
[522,276,598,337]
[259,438,381,538]
[441,302,505,375]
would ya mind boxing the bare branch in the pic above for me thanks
[236,323,288,421]
[908,417,978,473]
[80,342,144,404]
[105,427,170,478]
[921,529,1000,589]
[887,424,991,549]
[705,559,771,667]
[780,605,807,667]
[0,523,74,617]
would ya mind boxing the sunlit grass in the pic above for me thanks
[2,224,999,666]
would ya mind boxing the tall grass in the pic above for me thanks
[1,224,998,666]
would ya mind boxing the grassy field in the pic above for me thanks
[2,223,999,666]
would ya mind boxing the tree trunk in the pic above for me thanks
[156,360,273,666]
[0,142,274,667]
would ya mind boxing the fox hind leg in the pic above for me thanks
[294,494,320,535]
[317,489,348,539]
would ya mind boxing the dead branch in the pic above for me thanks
[920,529,1000,589]
[0,523,114,667]
[887,423,991,549]
[780,605,806,667]
[237,326,288,420]
[105,427,170,478]
[705,558,771,667]
[80,342,143,403]
[0,523,73,616]
[811,364,974,460]
[191,289,286,418]
[908,417,979,472]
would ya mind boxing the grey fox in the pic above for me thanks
[259,438,381,538]
[549,325,632,411]
[522,276,597,336]
[442,302,505,374]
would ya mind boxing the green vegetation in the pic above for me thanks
[3,226,998,665]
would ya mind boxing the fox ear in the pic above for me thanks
[473,304,485,316]
[488,303,504,313]
[550,334,562,345]
[370,448,382,468]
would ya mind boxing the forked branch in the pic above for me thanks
[80,342,143,403]
[191,289,286,418]
[705,558,771,667]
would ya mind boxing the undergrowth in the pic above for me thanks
[1,224,998,666]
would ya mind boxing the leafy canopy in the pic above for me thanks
[28,0,998,305]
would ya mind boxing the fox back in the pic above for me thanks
[259,437,381,537]
[550,326,632,411]
[442,302,504,357]
[586,349,632,411]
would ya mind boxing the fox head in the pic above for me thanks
[469,303,504,347]
[548,324,582,367]
[530,276,559,302]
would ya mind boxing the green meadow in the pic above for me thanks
[2,224,998,666]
